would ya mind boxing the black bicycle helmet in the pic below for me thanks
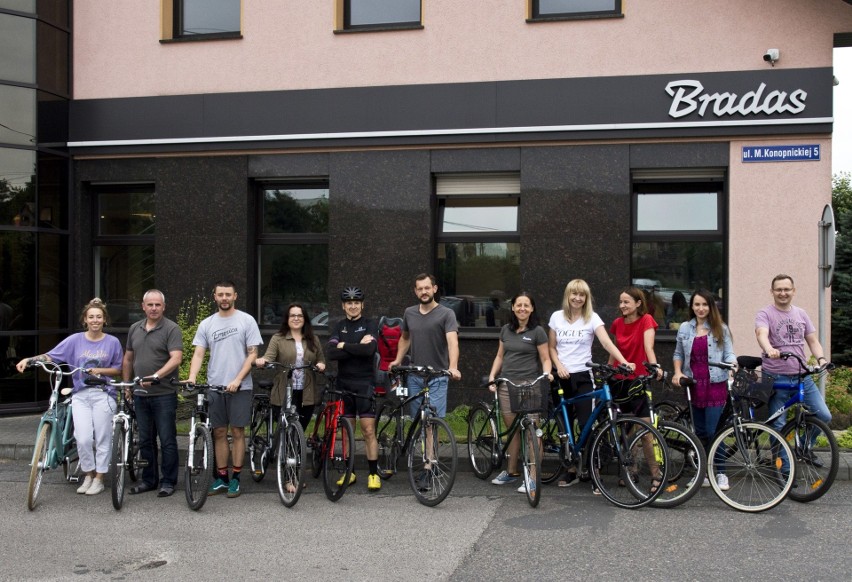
[341,286,364,301]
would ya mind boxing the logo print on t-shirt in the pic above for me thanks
[774,320,804,345]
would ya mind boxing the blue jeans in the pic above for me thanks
[408,375,448,418]
[134,392,179,488]
[691,404,724,452]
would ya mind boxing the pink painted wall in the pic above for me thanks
[73,0,852,99]
[728,138,833,355]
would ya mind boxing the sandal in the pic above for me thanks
[650,477,664,495]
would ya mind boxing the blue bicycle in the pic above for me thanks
[761,352,838,503]
[537,362,669,509]
[25,360,85,510]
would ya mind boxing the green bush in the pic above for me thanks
[826,365,852,430]
[176,294,212,384]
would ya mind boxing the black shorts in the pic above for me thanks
[610,379,651,418]
[339,378,375,418]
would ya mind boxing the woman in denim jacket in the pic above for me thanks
[672,289,736,477]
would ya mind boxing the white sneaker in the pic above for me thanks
[516,480,536,494]
[701,477,711,488]
[85,479,105,495]
[76,475,93,494]
[716,474,730,491]
[491,470,518,485]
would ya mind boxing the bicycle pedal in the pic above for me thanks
[68,475,80,483]
[253,470,263,476]
[136,460,149,468]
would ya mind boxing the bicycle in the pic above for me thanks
[761,351,838,503]
[85,374,155,510]
[637,363,707,509]
[705,357,796,512]
[253,361,309,507]
[307,372,355,502]
[374,365,458,507]
[174,379,227,511]
[467,373,549,507]
[536,362,669,509]
[24,360,85,510]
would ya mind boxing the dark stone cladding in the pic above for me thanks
[72,141,722,409]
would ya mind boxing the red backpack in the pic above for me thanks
[374,316,403,396]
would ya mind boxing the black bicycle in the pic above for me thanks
[375,365,458,507]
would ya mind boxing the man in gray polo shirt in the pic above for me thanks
[122,289,183,497]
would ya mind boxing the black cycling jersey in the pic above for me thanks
[326,316,378,381]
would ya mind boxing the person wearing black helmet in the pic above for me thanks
[327,286,381,491]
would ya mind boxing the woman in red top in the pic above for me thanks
[607,286,663,493]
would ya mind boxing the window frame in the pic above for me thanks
[527,0,623,22]
[335,0,423,33]
[161,0,242,42]
[255,180,330,327]
[630,174,728,328]
[90,183,156,328]
[435,174,521,330]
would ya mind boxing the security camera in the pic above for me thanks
[763,49,780,65]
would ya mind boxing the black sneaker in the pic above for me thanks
[804,450,825,468]
[415,468,433,492]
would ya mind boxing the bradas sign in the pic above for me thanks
[666,80,808,119]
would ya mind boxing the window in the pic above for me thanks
[529,0,622,20]
[631,173,726,331]
[435,174,520,328]
[337,0,422,31]
[92,185,155,326]
[257,183,329,327]
[164,0,240,40]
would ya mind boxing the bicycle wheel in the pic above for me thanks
[376,400,405,479]
[781,416,839,503]
[645,420,706,509]
[322,417,354,502]
[590,417,668,509]
[539,414,569,485]
[706,421,794,512]
[277,422,306,507]
[309,410,327,479]
[110,424,128,510]
[466,403,498,480]
[27,423,51,511]
[184,424,214,511]
[408,416,458,507]
[520,419,542,508]
[249,405,270,482]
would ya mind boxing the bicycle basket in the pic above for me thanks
[505,380,550,414]
[731,369,774,405]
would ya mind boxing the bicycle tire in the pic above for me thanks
[539,414,569,485]
[645,420,706,508]
[322,417,354,502]
[128,417,141,483]
[706,421,794,513]
[184,424,214,511]
[520,419,542,508]
[309,410,328,479]
[62,409,78,482]
[277,422,306,507]
[408,416,458,507]
[110,424,128,510]
[27,423,51,511]
[249,404,270,482]
[781,416,839,503]
[590,417,668,509]
[466,403,498,480]
[376,400,404,480]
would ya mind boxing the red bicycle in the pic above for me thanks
[307,373,355,501]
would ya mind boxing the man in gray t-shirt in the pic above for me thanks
[189,281,263,498]
[390,273,460,418]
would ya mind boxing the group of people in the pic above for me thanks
[15,271,831,501]
[486,274,830,496]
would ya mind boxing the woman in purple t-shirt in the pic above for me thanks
[16,298,123,496]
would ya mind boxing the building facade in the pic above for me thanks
[2,0,852,411]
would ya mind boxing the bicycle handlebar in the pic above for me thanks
[390,365,452,378]
[585,361,633,377]
[773,352,834,375]
[170,378,229,394]
[487,373,550,389]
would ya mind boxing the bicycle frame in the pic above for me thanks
[32,362,80,478]
[486,374,550,464]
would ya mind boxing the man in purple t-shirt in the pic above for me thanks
[755,274,831,432]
